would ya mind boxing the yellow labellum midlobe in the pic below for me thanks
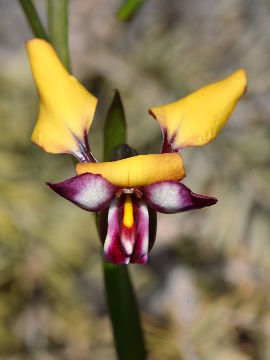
[76,153,185,187]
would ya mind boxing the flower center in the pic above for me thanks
[115,187,143,199]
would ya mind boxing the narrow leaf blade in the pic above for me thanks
[103,264,146,359]
[103,90,126,162]
[117,0,145,22]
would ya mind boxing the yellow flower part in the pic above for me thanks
[123,195,134,227]
[149,69,247,150]
[27,39,98,156]
[76,153,185,187]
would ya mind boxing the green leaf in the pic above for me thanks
[102,93,146,359]
[103,263,146,360]
[103,90,126,162]
[48,0,71,71]
[18,0,49,40]
[117,0,145,21]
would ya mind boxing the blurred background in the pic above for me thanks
[0,0,270,359]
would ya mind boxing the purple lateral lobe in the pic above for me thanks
[103,196,150,265]
[143,180,217,214]
[47,173,118,212]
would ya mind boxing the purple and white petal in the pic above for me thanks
[103,196,150,265]
[143,180,217,214]
[47,173,117,212]
[121,224,136,257]
[130,199,149,264]
[104,198,130,264]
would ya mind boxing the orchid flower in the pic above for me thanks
[27,39,247,265]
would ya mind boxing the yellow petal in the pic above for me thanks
[76,153,185,187]
[26,38,98,156]
[149,69,247,150]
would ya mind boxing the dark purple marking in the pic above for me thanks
[161,128,180,153]
[71,129,97,163]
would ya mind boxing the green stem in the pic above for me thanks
[117,0,145,21]
[22,0,146,355]
[101,142,147,359]
[18,0,49,40]
[47,0,70,71]
[103,262,146,360]
[102,91,146,358]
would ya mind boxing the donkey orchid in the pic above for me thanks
[27,39,247,264]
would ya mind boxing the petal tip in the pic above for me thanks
[232,68,248,93]
[46,181,56,190]
[46,181,63,196]
[148,108,156,118]
[26,38,51,55]
[190,192,218,209]
[236,67,247,79]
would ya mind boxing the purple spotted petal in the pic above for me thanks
[47,173,118,212]
[130,199,149,264]
[143,180,217,214]
[103,198,129,264]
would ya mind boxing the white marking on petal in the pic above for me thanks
[75,177,113,209]
[122,238,134,256]
[150,183,181,210]
[131,200,149,264]
[140,204,149,256]
[104,200,119,253]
